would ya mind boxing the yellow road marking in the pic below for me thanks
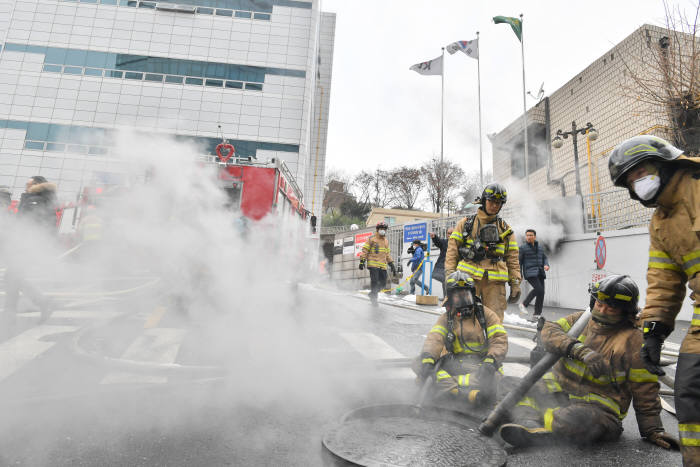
[144,306,168,329]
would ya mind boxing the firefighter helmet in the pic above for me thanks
[608,135,683,187]
[376,221,388,230]
[446,271,475,294]
[480,183,508,206]
[590,274,639,317]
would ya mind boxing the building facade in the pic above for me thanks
[0,0,334,220]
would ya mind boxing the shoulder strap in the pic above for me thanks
[462,214,477,239]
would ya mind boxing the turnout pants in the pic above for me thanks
[474,277,507,322]
[676,336,700,466]
[510,377,623,445]
[523,276,546,316]
[368,267,387,303]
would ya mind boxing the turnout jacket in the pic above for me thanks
[638,163,700,342]
[421,305,508,365]
[542,311,663,437]
[445,208,521,283]
[359,234,394,270]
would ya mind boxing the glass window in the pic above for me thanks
[205,79,223,87]
[225,80,243,89]
[24,141,45,150]
[44,48,67,64]
[84,68,103,76]
[124,0,138,6]
[107,70,124,78]
[27,122,50,140]
[235,11,252,18]
[124,72,143,80]
[88,146,108,155]
[216,9,233,16]
[145,73,164,82]
[65,49,87,67]
[100,0,118,4]
[245,82,263,91]
[4,43,26,52]
[67,144,89,154]
[165,75,184,84]
[196,7,214,14]
[185,77,203,85]
[81,0,98,3]
[253,13,270,20]
[86,51,108,68]
[42,64,62,73]
[46,143,66,152]
[139,1,156,7]
[64,66,83,75]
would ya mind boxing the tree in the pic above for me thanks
[622,2,700,153]
[422,157,465,213]
[352,169,393,208]
[387,166,423,209]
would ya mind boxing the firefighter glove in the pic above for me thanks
[646,431,680,450]
[475,357,498,391]
[570,343,609,378]
[359,260,365,270]
[389,262,397,275]
[419,353,436,380]
[507,281,521,304]
[642,321,670,376]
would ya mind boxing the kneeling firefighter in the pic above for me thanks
[413,271,508,405]
[359,221,396,307]
[445,183,521,322]
[499,275,678,450]
[608,135,700,466]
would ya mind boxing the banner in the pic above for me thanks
[409,55,443,76]
[446,39,478,59]
[354,232,373,258]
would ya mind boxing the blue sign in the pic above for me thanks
[403,222,427,243]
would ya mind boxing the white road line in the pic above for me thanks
[100,328,187,385]
[0,325,78,382]
[509,336,536,350]
[340,332,404,360]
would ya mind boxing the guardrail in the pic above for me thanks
[582,189,654,232]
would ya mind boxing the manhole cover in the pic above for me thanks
[322,405,506,466]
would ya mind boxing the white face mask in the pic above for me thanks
[378,229,386,236]
[633,174,661,200]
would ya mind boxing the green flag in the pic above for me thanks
[493,15,522,42]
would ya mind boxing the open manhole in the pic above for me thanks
[322,404,506,466]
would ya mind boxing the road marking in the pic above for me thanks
[340,332,404,360]
[503,362,531,378]
[509,336,536,350]
[0,325,78,382]
[100,328,186,384]
[143,305,168,329]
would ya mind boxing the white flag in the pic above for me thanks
[409,55,443,76]
[446,39,478,59]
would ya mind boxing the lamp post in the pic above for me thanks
[551,121,598,197]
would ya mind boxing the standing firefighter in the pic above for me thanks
[500,275,678,450]
[445,183,521,322]
[608,135,700,465]
[414,271,507,406]
[359,221,396,307]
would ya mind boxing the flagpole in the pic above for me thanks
[520,13,529,189]
[441,46,445,164]
[476,32,483,187]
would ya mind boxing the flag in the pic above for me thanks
[409,55,443,76]
[446,39,478,59]
[493,15,522,42]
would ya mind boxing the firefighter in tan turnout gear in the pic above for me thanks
[499,275,678,450]
[415,271,508,406]
[608,135,700,465]
[359,221,396,307]
[445,183,521,322]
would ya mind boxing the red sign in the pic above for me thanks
[354,232,373,257]
[595,236,606,269]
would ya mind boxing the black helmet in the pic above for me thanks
[608,135,683,187]
[376,221,388,230]
[446,271,475,294]
[590,274,639,317]
[480,183,507,206]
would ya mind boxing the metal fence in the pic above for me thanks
[582,189,654,232]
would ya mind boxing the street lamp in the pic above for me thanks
[551,121,597,197]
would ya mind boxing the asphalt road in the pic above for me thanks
[0,282,684,466]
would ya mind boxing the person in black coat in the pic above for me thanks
[518,229,550,322]
[430,228,453,299]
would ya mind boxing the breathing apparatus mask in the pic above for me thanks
[459,223,502,262]
[378,229,387,236]
[448,289,475,318]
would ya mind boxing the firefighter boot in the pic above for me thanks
[499,420,552,447]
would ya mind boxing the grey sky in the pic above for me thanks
[321,0,680,178]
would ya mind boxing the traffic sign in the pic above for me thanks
[595,236,606,269]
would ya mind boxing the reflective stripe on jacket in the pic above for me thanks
[540,311,663,437]
[359,234,393,270]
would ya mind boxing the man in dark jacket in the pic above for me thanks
[518,229,550,322]
[430,229,453,299]
[4,176,57,322]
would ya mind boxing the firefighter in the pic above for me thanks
[499,275,678,449]
[608,135,700,465]
[359,221,396,307]
[414,271,508,406]
[445,183,521,322]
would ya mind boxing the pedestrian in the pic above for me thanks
[358,222,396,307]
[4,176,57,323]
[414,271,507,406]
[607,135,700,465]
[407,239,429,295]
[500,275,678,451]
[445,183,521,322]
[518,229,550,322]
[430,228,453,299]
